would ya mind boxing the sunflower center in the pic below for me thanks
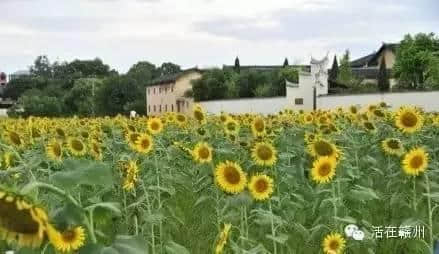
[410,155,424,169]
[71,140,84,151]
[387,140,400,149]
[254,119,265,132]
[61,230,76,242]
[329,239,339,250]
[194,110,204,121]
[177,115,186,122]
[197,128,206,136]
[130,133,139,143]
[198,147,210,159]
[0,199,40,234]
[314,141,334,157]
[226,122,236,131]
[364,122,375,130]
[350,107,358,114]
[151,122,160,131]
[224,166,241,184]
[140,138,150,149]
[401,112,418,127]
[9,132,22,146]
[257,145,273,161]
[56,128,65,137]
[318,162,331,177]
[255,179,268,193]
[53,143,62,157]
[374,109,385,117]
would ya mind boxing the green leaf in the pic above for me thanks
[334,216,357,224]
[100,235,148,254]
[50,159,113,189]
[85,202,122,216]
[164,241,190,254]
[422,192,439,202]
[350,185,380,201]
[266,233,289,244]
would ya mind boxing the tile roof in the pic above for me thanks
[148,68,201,86]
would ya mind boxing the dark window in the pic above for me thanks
[159,105,162,112]
[148,89,150,95]
[295,98,304,105]
[148,105,151,112]
[153,88,156,94]
[171,104,174,112]
[154,105,156,112]
[165,104,168,112]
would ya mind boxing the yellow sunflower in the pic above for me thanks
[67,137,87,156]
[46,139,63,162]
[215,223,232,254]
[395,106,424,133]
[311,156,337,184]
[0,190,49,248]
[89,141,103,160]
[193,104,207,124]
[251,116,266,136]
[308,138,340,160]
[224,118,240,135]
[248,174,274,201]
[125,131,140,150]
[303,113,314,124]
[192,142,213,163]
[120,160,139,191]
[402,148,429,176]
[4,130,23,147]
[251,142,277,167]
[322,232,346,254]
[381,138,404,156]
[135,133,154,154]
[147,117,164,135]
[47,225,86,253]
[215,161,247,194]
[362,121,377,132]
[176,114,188,127]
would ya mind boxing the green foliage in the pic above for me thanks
[64,78,103,116]
[394,32,439,89]
[18,95,63,117]
[337,49,354,85]
[157,62,181,77]
[329,55,339,82]
[30,55,52,78]
[283,58,289,67]
[126,61,158,84]
[234,57,240,73]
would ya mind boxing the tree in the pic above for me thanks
[329,55,339,82]
[157,62,181,77]
[192,69,227,101]
[378,57,390,92]
[18,95,63,117]
[337,50,353,85]
[64,78,102,116]
[283,58,289,67]
[234,57,240,73]
[31,55,52,78]
[127,61,158,84]
[394,33,439,89]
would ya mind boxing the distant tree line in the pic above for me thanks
[4,56,181,117]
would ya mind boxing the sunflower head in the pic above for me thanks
[311,156,337,184]
[193,105,206,123]
[362,121,377,132]
[251,142,277,167]
[67,137,87,156]
[46,139,63,162]
[395,106,424,133]
[147,117,164,135]
[215,161,247,194]
[248,174,274,201]
[176,114,187,126]
[322,232,346,254]
[47,225,86,253]
[308,138,340,160]
[251,117,266,136]
[215,223,232,254]
[402,147,429,176]
[224,118,240,134]
[381,138,404,156]
[135,133,154,154]
[192,142,213,163]
[5,131,23,147]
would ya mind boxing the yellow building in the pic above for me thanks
[146,68,202,116]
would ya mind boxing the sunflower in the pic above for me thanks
[121,160,139,191]
[322,232,346,254]
[176,114,188,126]
[311,156,337,184]
[192,142,213,163]
[89,141,103,160]
[304,132,319,145]
[46,139,63,162]
[0,190,49,248]
[47,225,86,253]
[381,138,404,156]
[215,223,232,254]
[248,174,274,201]
[196,127,207,137]
[55,127,66,139]
[362,121,377,132]
[308,138,340,160]
[193,104,206,124]
[251,142,277,167]
[303,113,314,124]
[402,148,429,176]
[215,161,247,194]
[125,131,140,150]
[67,138,87,156]
[147,117,163,135]
[135,133,154,154]
[395,106,424,133]
[224,118,240,135]
[251,116,266,136]
[4,130,23,147]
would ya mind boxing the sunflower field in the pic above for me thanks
[0,103,438,254]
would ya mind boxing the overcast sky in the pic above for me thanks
[1,0,438,74]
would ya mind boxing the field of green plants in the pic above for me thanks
[0,103,438,254]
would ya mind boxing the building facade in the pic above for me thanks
[146,69,202,116]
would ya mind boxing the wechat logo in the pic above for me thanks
[345,224,365,241]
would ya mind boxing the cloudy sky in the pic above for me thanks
[1,0,438,74]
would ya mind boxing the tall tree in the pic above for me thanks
[329,55,339,82]
[337,50,353,85]
[378,57,390,92]
[234,56,240,73]
[30,55,52,78]
[127,61,158,84]
[394,32,439,89]
[158,62,181,77]
[283,58,289,67]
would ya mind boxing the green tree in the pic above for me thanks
[18,95,63,117]
[64,78,103,116]
[337,50,353,85]
[378,57,390,92]
[30,55,52,78]
[234,57,240,73]
[157,62,181,77]
[127,61,158,84]
[394,32,439,89]
[283,58,289,67]
[329,55,339,82]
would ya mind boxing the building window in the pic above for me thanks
[153,88,156,94]
[154,105,156,112]
[159,105,162,112]
[171,86,174,92]
[171,104,174,112]
[186,101,189,108]
[148,88,150,95]
[148,105,151,112]
[165,104,168,112]
[165,87,168,93]
[295,98,304,105]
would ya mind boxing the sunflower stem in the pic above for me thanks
[413,177,417,212]
[425,173,434,254]
[154,154,163,253]
[88,209,98,243]
[269,200,277,254]
[332,181,338,225]
[141,179,155,254]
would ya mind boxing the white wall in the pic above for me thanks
[318,91,439,111]
[200,97,287,115]
[0,109,7,117]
